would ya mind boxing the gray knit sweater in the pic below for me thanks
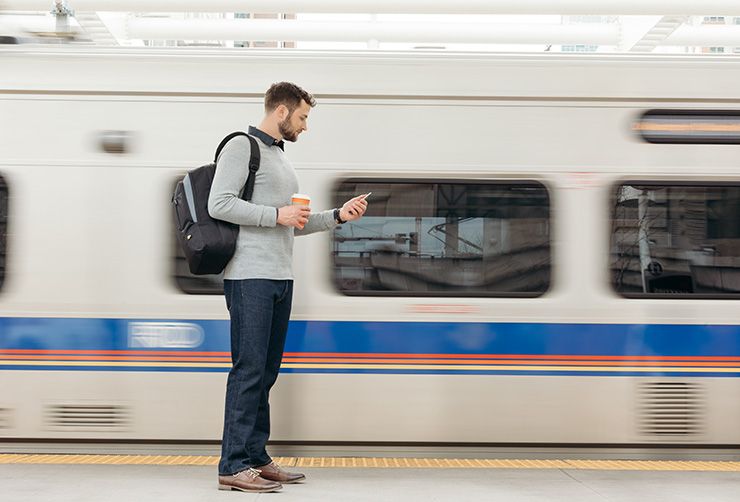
[207,132,336,280]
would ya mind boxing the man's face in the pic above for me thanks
[278,100,311,142]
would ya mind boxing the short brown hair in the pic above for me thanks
[265,82,316,113]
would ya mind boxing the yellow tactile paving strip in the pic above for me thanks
[2,455,740,471]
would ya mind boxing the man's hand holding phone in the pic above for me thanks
[339,192,370,222]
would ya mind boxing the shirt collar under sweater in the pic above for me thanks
[248,125,285,151]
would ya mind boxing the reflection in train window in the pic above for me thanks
[171,179,223,295]
[610,183,740,297]
[0,176,6,291]
[332,180,551,296]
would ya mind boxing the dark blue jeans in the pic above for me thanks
[218,279,293,476]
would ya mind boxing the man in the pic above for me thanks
[208,82,368,493]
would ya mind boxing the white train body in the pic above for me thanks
[0,47,739,446]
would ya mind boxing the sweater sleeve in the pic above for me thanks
[207,136,277,228]
[294,209,337,236]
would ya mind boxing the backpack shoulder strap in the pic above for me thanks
[241,135,261,202]
[213,132,261,202]
[213,131,248,162]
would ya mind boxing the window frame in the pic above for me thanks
[331,177,553,299]
[0,174,7,293]
[635,109,740,145]
[609,179,740,300]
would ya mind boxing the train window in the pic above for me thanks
[634,110,740,144]
[0,176,6,291]
[332,180,551,297]
[610,183,740,298]
[171,179,223,295]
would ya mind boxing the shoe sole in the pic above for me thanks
[218,484,282,493]
[259,475,306,484]
[260,472,306,485]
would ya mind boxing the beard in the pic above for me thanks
[278,118,300,142]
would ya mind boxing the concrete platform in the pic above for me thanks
[3,463,740,502]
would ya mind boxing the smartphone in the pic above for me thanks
[361,192,372,199]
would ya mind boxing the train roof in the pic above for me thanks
[2,47,740,102]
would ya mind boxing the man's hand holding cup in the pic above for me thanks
[278,193,311,229]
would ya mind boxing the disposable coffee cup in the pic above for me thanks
[291,193,311,206]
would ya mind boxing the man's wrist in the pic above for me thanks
[334,207,346,224]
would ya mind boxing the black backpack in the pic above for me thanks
[172,132,260,275]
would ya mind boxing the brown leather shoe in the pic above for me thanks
[218,468,282,492]
[255,461,306,484]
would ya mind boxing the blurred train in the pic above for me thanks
[1,46,739,449]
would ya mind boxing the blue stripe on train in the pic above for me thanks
[1,317,740,355]
[1,318,740,375]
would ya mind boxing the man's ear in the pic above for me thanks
[276,104,290,121]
